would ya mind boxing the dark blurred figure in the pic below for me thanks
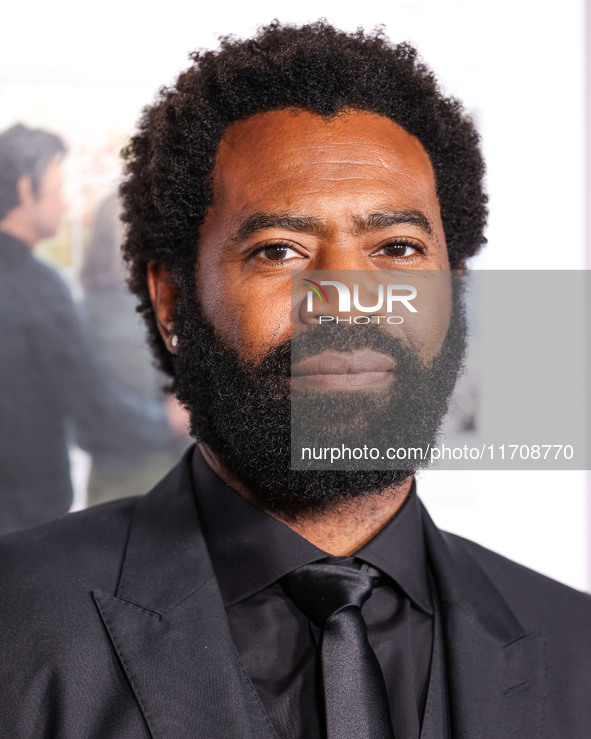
[0,124,176,534]
[80,193,190,505]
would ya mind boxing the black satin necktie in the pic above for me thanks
[283,560,395,739]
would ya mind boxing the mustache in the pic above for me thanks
[256,323,422,377]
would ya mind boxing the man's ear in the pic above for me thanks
[16,174,35,208]
[147,262,178,352]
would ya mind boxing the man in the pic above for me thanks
[1,23,590,738]
[0,124,177,533]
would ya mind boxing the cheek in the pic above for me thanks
[198,272,292,362]
[395,273,452,364]
[50,201,63,226]
[40,197,62,228]
[239,305,291,361]
[416,299,451,364]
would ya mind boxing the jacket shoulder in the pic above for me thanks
[444,530,591,629]
[0,497,138,598]
[0,498,157,736]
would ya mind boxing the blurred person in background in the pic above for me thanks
[80,192,190,505]
[0,123,184,534]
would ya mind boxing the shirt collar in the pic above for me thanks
[355,480,432,614]
[191,447,432,614]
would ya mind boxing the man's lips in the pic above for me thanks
[291,350,396,390]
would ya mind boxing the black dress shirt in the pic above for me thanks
[192,450,434,738]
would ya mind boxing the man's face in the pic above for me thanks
[25,156,66,243]
[159,109,465,511]
[197,109,450,364]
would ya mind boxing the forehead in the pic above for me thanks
[211,109,439,217]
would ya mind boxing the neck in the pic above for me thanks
[0,211,37,249]
[199,443,412,556]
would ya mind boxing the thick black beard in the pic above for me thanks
[172,279,467,515]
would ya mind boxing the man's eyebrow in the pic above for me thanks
[234,213,330,241]
[351,210,433,236]
[232,209,433,243]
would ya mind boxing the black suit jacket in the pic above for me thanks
[1,448,590,738]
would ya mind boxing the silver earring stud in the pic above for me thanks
[171,334,179,348]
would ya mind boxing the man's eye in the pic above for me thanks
[257,243,299,261]
[376,242,419,258]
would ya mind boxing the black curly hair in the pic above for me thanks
[120,21,487,380]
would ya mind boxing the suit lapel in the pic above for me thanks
[93,451,277,739]
[92,454,545,737]
[421,506,545,738]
